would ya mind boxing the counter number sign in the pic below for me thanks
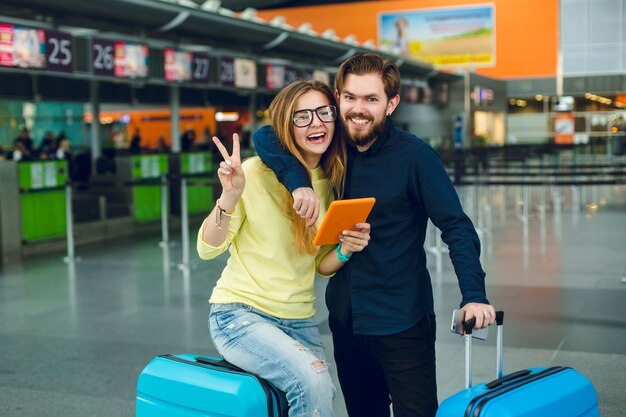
[191,53,210,83]
[91,38,115,76]
[46,30,73,73]
[219,57,235,86]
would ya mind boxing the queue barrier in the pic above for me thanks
[62,173,219,270]
[56,165,625,272]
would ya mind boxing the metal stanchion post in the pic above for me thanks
[515,183,522,219]
[159,174,170,247]
[98,196,107,221]
[178,178,190,271]
[500,184,506,223]
[572,185,580,213]
[63,183,80,263]
[522,181,530,222]
[554,184,562,214]
[538,182,546,218]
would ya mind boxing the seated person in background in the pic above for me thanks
[12,140,33,162]
[181,126,196,152]
[13,127,34,160]
[197,80,371,417]
[129,128,142,154]
[38,130,57,159]
[156,134,170,153]
[197,126,213,150]
[56,136,72,160]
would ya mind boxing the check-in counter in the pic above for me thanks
[18,160,69,241]
[169,152,214,216]
[0,160,68,263]
[115,154,169,222]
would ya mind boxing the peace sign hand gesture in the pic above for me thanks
[213,133,245,210]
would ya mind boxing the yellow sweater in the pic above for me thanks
[197,157,334,319]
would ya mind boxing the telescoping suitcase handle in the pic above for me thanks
[463,310,504,389]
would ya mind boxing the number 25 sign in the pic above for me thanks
[46,30,73,73]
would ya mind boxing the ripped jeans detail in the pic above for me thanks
[209,303,336,417]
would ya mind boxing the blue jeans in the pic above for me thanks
[209,303,336,417]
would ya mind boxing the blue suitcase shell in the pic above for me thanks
[136,353,288,417]
[437,312,599,417]
[437,366,599,417]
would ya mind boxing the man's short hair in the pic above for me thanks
[334,54,401,100]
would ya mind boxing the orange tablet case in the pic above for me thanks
[313,197,376,246]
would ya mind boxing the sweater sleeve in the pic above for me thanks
[196,198,246,260]
[252,125,312,193]
[410,144,489,307]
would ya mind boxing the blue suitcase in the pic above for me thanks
[437,312,600,417]
[136,353,288,417]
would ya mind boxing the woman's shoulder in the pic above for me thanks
[242,156,264,174]
[242,157,279,187]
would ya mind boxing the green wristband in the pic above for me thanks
[336,243,352,262]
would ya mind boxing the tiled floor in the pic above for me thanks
[0,184,624,416]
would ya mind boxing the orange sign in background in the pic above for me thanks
[257,0,558,80]
[554,113,575,145]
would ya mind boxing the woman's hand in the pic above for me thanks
[339,222,371,256]
[213,133,245,209]
[317,222,372,276]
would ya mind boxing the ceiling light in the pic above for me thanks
[200,0,220,11]
[343,34,358,45]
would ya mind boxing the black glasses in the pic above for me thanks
[292,105,337,127]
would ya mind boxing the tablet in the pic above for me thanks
[313,197,375,246]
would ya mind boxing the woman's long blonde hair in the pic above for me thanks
[269,80,346,255]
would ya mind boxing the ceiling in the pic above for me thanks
[0,0,457,84]
[211,0,373,12]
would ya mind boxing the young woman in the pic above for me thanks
[197,80,371,417]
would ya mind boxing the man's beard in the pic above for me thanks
[341,112,386,148]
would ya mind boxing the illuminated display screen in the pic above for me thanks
[234,58,257,89]
[164,48,209,83]
[266,64,297,90]
[473,86,494,106]
[165,48,192,81]
[219,57,257,88]
[304,69,330,86]
[0,23,46,69]
[92,38,148,79]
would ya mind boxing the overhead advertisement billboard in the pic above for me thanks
[0,23,46,69]
[164,48,210,83]
[379,4,495,68]
[266,64,297,90]
[0,24,74,73]
[91,38,148,79]
[219,56,258,89]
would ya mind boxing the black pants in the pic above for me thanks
[329,314,438,417]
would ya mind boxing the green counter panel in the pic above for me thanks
[181,152,214,214]
[21,190,66,242]
[186,185,213,214]
[131,155,168,179]
[182,152,212,174]
[18,160,68,242]
[19,160,69,190]
[129,155,169,222]
[133,185,165,222]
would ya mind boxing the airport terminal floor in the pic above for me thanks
[0,182,625,417]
